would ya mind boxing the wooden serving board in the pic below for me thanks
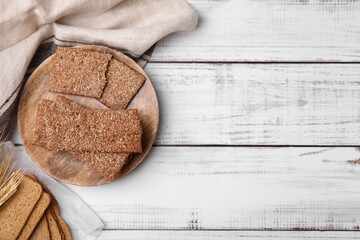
[18,45,159,186]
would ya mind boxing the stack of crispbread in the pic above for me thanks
[35,96,139,181]
[34,46,146,181]
[0,172,71,240]
[35,96,142,153]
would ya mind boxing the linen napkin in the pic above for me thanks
[0,0,198,140]
[1,141,103,240]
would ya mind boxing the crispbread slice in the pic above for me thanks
[100,58,145,109]
[34,98,133,180]
[49,47,112,98]
[57,95,142,135]
[34,96,142,153]
[35,97,130,180]
[34,99,56,147]
[0,176,43,240]
[71,152,129,181]
[46,208,62,240]
[30,216,50,240]
[17,192,51,240]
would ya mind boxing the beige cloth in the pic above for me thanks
[0,0,198,139]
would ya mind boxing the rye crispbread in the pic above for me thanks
[71,152,129,181]
[17,192,51,240]
[100,58,145,109]
[0,176,43,240]
[49,47,112,98]
[34,97,131,180]
[57,95,142,135]
[29,216,50,240]
[56,97,133,179]
[34,99,56,147]
[34,96,142,153]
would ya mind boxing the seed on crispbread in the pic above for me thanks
[34,96,142,153]
[49,47,112,98]
[71,152,129,181]
[100,58,145,109]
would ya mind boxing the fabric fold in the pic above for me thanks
[0,0,198,140]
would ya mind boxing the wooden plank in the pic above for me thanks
[10,63,360,145]
[151,0,360,62]
[151,63,360,145]
[98,230,360,239]
[64,146,360,230]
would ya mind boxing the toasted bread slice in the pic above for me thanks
[0,175,43,240]
[18,192,51,240]
[46,208,62,240]
[30,216,50,240]
[30,175,72,240]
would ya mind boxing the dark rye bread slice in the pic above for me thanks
[29,174,71,240]
[20,174,53,240]
[47,198,71,240]
[30,216,50,240]
[0,176,43,240]
[17,191,51,240]
[40,185,71,240]
[50,208,65,240]
[34,96,142,153]
[46,208,62,240]
[57,217,72,240]
[100,58,145,109]
[49,47,112,98]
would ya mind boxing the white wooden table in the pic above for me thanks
[9,0,360,239]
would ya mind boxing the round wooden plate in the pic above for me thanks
[18,45,159,186]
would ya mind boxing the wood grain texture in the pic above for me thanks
[8,0,360,235]
[64,146,360,230]
[151,0,360,62]
[148,63,360,145]
[17,45,159,186]
[98,230,360,240]
[12,63,360,146]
